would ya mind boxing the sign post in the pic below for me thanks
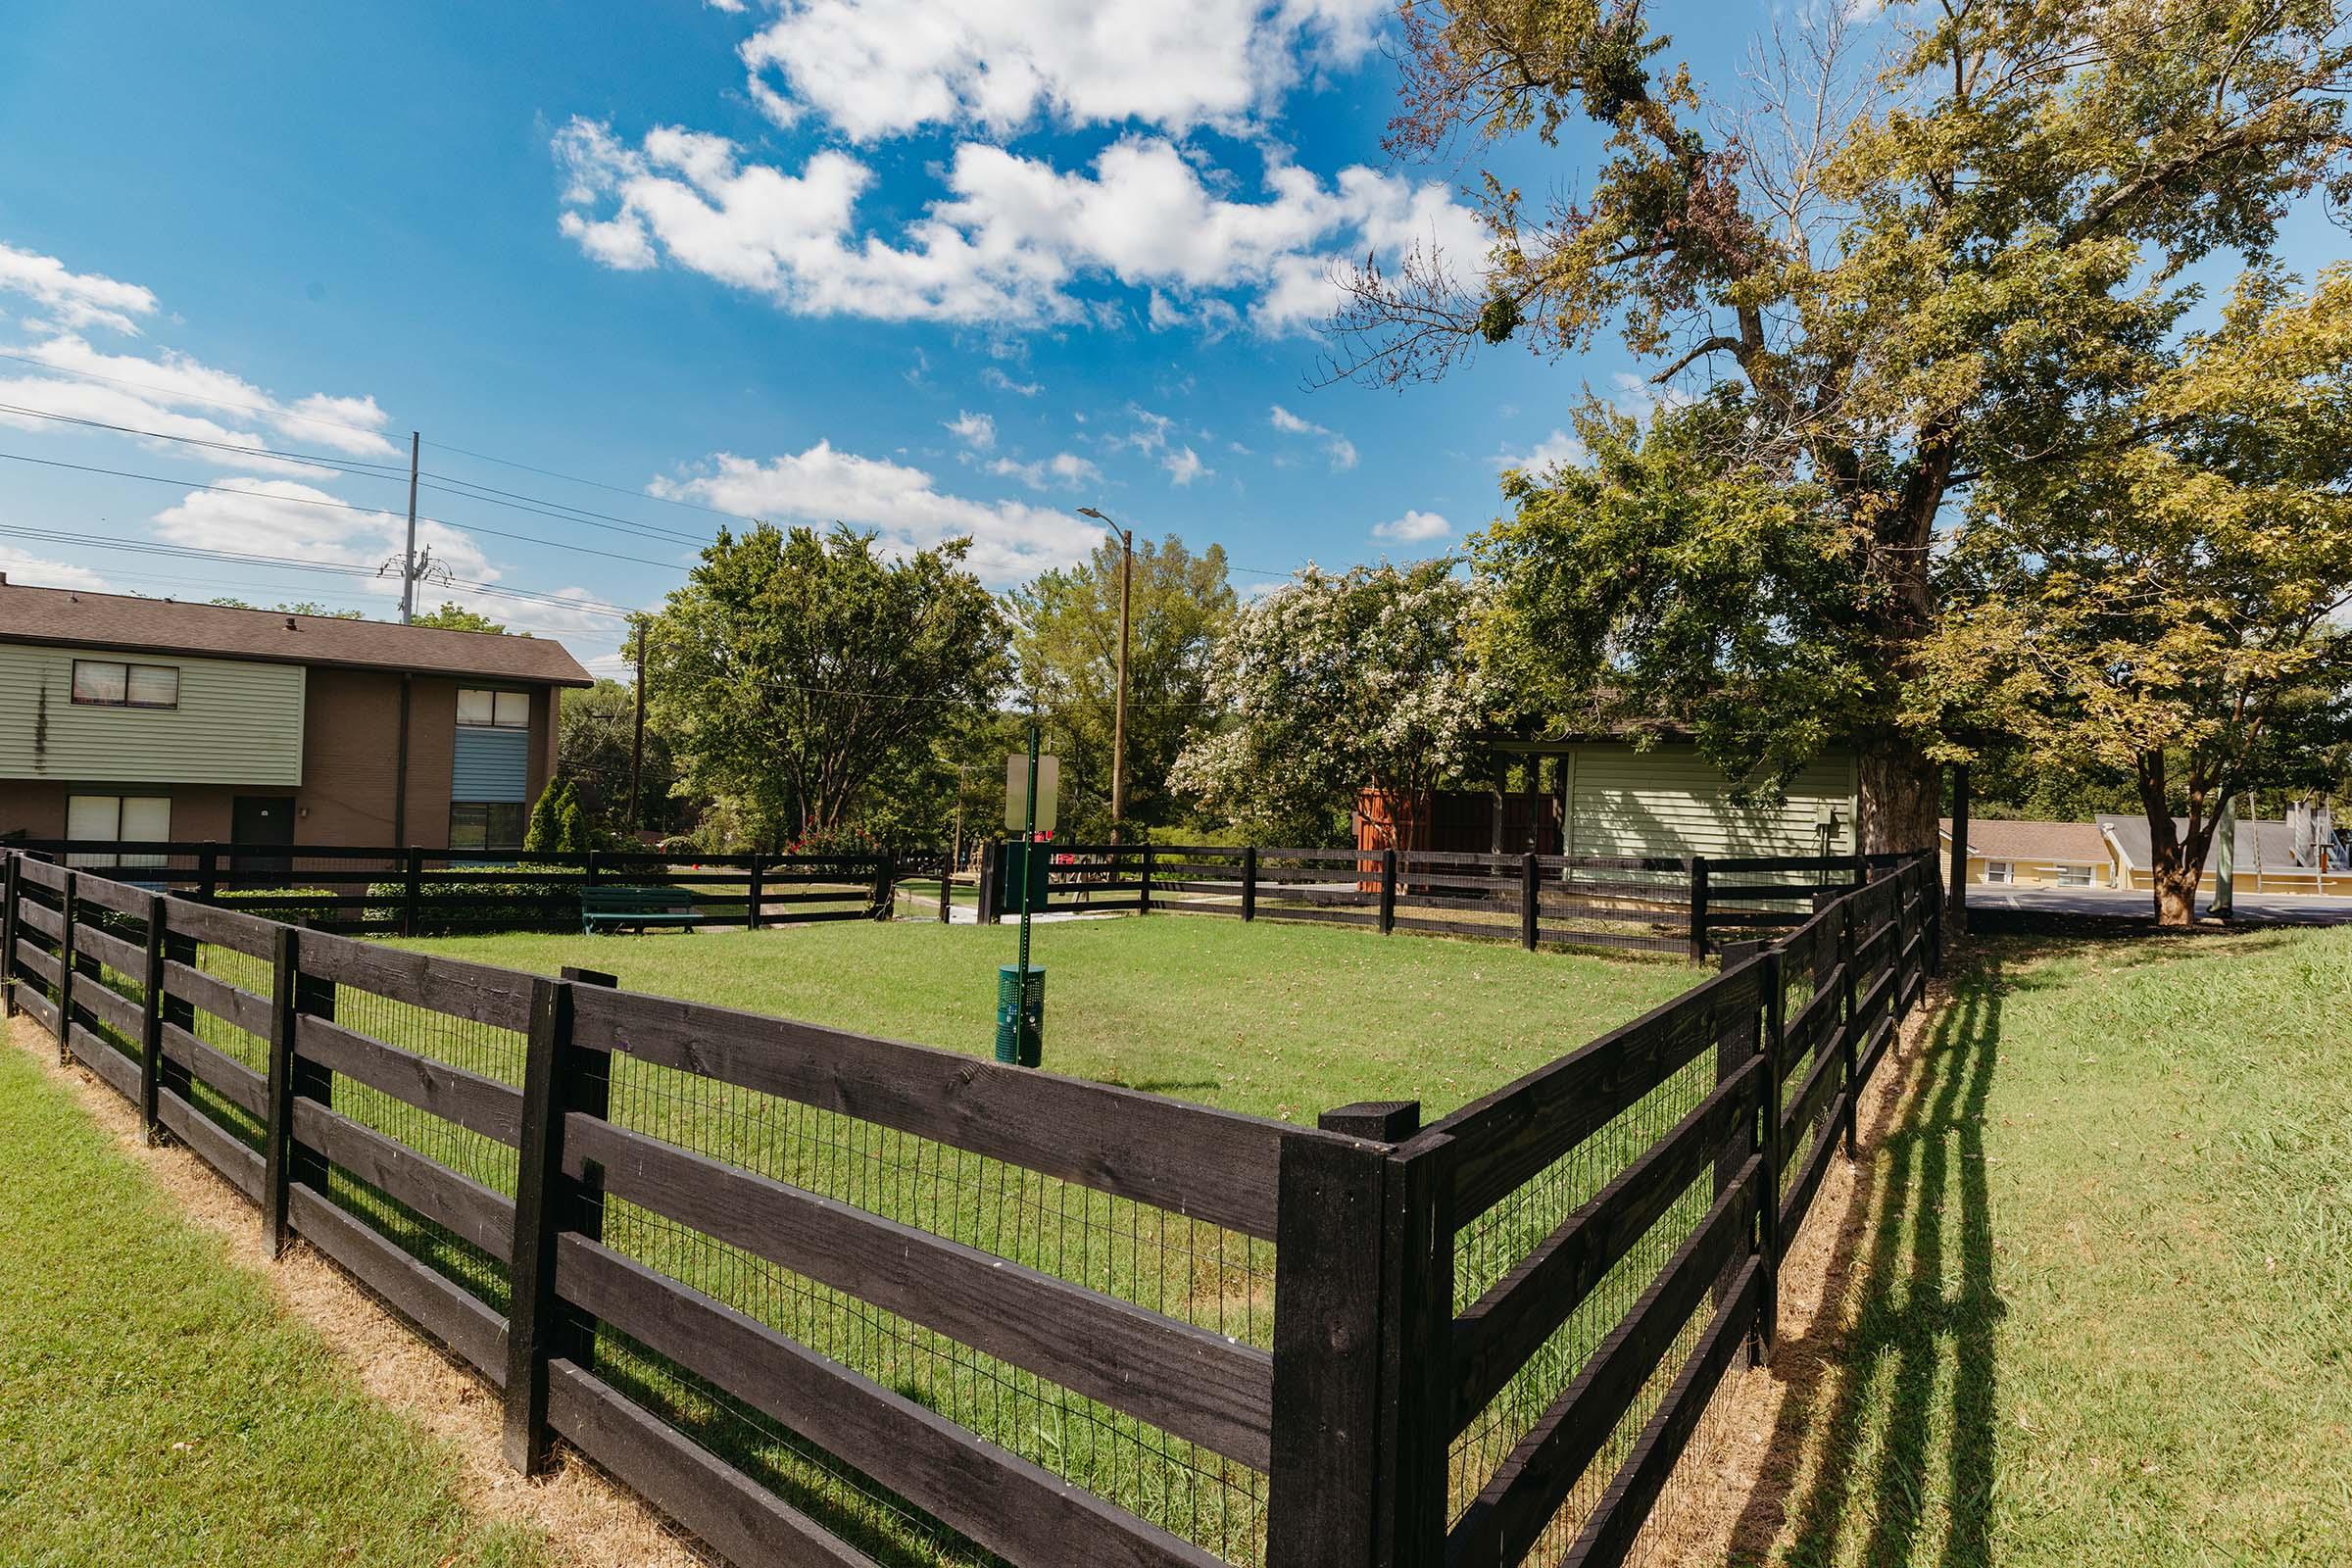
[996,730,1057,1065]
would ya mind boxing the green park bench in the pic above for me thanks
[580,884,710,934]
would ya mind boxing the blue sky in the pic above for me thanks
[0,0,1636,675]
[5,3,2334,679]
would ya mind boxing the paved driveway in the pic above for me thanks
[1963,884,2352,926]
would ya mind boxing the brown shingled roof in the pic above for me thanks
[0,581,593,686]
[1938,817,2109,864]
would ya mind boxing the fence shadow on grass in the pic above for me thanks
[1725,947,2005,1568]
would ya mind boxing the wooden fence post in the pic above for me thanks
[507,974,581,1475]
[401,847,423,938]
[1838,899,1861,1159]
[1269,1108,1448,1568]
[159,925,196,1113]
[1242,845,1258,922]
[976,840,998,925]
[1520,852,1540,951]
[139,894,168,1142]
[1138,845,1153,915]
[0,852,17,1019]
[939,852,953,923]
[263,925,301,1256]
[1925,856,1944,977]
[1379,847,1397,936]
[57,870,77,1062]
[557,963,620,1269]
[872,852,897,921]
[747,855,765,931]
[1754,948,1784,1363]
[197,843,219,905]
[1688,855,1710,961]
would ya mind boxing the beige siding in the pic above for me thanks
[0,643,304,786]
[1565,742,1857,861]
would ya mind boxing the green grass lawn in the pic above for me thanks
[408,909,1697,1123]
[0,1039,549,1568]
[1751,925,2352,1567]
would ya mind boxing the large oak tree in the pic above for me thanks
[1328,0,2352,849]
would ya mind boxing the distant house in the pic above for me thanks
[0,579,592,853]
[1939,818,2118,887]
[2098,808,2352,896]
[1358,735,1864,861]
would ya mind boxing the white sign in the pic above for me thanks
[1004,754,1060,832]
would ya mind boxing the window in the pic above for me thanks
[72,660,179,709]
[1984,860,2013,884]
[450,802,527,852]
[457,688,530,728]
[65,794,172,869]
[2056,864,2094,887]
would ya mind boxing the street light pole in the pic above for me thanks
[1076,507,1133,843]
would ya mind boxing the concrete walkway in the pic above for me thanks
[1964,883,2352,926]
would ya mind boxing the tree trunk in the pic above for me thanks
[2139,763,2202,928]
[2151,865,2198,926]
[1856,741,1939,855]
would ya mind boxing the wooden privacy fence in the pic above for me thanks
[2,846,1942,1568]
[981,841,1883,958]
[5,839,911,936]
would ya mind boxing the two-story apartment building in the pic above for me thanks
[0,579,593,852]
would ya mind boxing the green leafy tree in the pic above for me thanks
[1913,267,2352,923]
[644,524,1011,846]
[1328,0,2352,848]
[559,676,684,836]
[1170,562,1497,841]
[207,598,363,619]
[1012,534,1236,839]
[409,602,511,634]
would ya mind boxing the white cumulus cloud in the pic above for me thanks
[735,0,1389,143]
[552,119,1480,334]
[0,243,158,335]
[944,410,996,450]
[1267,402,1357,470]
[1161,445,1208,486]
[1372,510,1451,543]
[988,451,1100,490]
[1495,428,1586,473]
[650,441,1102,584]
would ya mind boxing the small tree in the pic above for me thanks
[1170,561,1497,840]
[522,781,565,854]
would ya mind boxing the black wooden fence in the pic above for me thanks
[2,845,1941,1568]
[982,841,1886,957]
[4,839,915,935]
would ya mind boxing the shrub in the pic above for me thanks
[363,866,582,936]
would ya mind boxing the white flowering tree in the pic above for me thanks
[1170,561,1499,841]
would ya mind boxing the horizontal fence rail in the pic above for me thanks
[4,839,918,937]
[983,842,1869,959]
[1,843,1944,1568]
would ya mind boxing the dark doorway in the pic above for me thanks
[231,795,296,877]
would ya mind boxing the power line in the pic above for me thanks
[0,449,692,573]
[422,436,757,523]
[0,402,417,481]
[0,348,402,442]
[0,521,641,618]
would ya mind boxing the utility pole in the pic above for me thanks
[626,619,647,835]
[1076,507,1133,842]
[400,430,420,624]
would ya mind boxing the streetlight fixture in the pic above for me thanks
[1075,507,1133,841]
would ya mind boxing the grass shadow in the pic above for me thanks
[1726,945,2005,1568]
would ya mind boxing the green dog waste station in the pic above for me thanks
[995,964,1045,1066]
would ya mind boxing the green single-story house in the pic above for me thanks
[1355,733,1865,864]
[1492,736,1859,861]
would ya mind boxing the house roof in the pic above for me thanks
[2096,813,2328,871]
[1938,817,2110,864]
[0,581,593,687]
